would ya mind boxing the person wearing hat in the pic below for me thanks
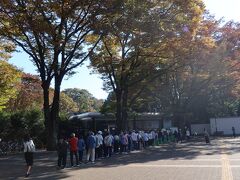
[95,131,103,159]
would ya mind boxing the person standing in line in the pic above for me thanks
[122,132,129,153]
[138,131,144,149]
[166,129,170,142]
[143,131,149,148]
[119,131,124,153]
[232,127,236,138]
[127,131,132,152]
[57,137,68,169]
[148,131,153,146]
[114,133,120,153]
[69,133,79,167]
[86,131,96,163]
[131,130,138,150]
[186,129,191,140]
[151,130,156,145]
[23,134,35,177]
[177,129,182,143]
[95,131,103,159]
[104,132,113,157]
[204,129,210,144]
[174,130,178,142]
[77,135,85,164]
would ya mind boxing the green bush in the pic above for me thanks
[0,108,45,148]
[0,111,11,140]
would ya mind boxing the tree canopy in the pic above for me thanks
[90,0,205,130]
[0,0,106,149]
[62,88,103,112]
[0,61,21,111]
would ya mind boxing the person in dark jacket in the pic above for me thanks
[232,127,236,138]
[57,137,68,169]
[77,135,85,163]
[204,129,210,144]
[86,131,96,163]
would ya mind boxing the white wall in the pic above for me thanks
[210,117,240,135]
[191,124,210,135]
[163,119,172,129]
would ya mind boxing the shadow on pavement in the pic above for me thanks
[0,137,239,179]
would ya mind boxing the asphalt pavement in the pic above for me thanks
[1,137,240,180]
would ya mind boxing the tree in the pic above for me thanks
[62,88,103,112]
[59,92,79,114]
[0,36,20,111]
[90,0,205,130]
[0,60,21,111]
[0,108,45,145]
[101,92,116,114]
[205,21,240,117]
[0,1,105,150]
[128,18,240,126]
[7,73,43,111]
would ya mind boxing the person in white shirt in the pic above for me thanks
[131,130,138,150]
[23,134,35,177]
[114,134,120,153]
[95,131,103,159]
[104,132,113,157]
[143,131,149,148]
[186,129,190,140]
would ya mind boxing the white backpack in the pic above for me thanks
[26,140,35,152]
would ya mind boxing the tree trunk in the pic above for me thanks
[115,91,123,132]
[122,87,128,130]
[46,76,62,150]
[42,82,52,150]
[115,86,129,132]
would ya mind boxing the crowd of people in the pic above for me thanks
[56,128,191,169]
[0,127,208,177]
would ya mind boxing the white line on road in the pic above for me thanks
[221,154,233,180]
[126,164,240,168]
[155,159,240,161]
[221,145,233,180]
[126,164,221,168]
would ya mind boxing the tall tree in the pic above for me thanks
[0,0,106,149]
[0,60,21,111]
[59,92,79,114]
[0,36,19,111]
[7,73,43,111]
[63,88,103,112]
[129,18,240,125]
[90,0,205,130]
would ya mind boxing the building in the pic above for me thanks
[68,112,173,134]
[210,117,240,135]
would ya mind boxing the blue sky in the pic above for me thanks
[9,51,108,100]
[9,0,239,99]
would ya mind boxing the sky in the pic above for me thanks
[9,0,240,100]
[203,0,240,22]
[9,51,108,100]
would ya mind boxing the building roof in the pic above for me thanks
[69,112,103,121]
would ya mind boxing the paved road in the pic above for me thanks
[1,137,240,180]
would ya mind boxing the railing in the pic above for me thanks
[0,141,23,156]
